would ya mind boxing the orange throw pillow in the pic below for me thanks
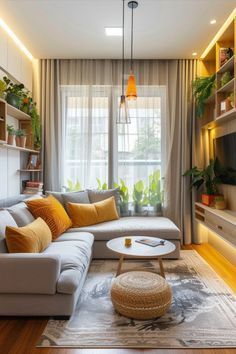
[26,195,72,239]
[6,217,52,253]
[67,196,119,227]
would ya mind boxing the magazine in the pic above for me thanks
[135,238,165,247]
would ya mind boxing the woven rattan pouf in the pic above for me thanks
[111,271,172,320]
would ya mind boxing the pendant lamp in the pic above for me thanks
[117,0,130,123]
[126,1,138,100]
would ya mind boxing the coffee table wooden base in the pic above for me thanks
[116,255,166,278]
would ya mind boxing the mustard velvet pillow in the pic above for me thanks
[26,195,72,239]
[67,196,119,227]
[5,217,52,253]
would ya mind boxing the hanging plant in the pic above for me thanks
[30,103,41,150]
[193,74,216,118]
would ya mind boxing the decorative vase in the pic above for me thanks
[7,134,15,145]
[19,136,27,148]
[6,93,21,109]
[134,203,143,215]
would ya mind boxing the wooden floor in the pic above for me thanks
[0,243,235,354]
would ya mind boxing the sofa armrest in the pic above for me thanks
[0,254,61,295]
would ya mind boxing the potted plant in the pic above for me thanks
[115,179,129,216]
[193,74,216,118]
[15,129,27,148]
[21,93,33,114]
[132,180,145,214]
[30,103,41,150]
[148,170,162,215]
[3,76,26,109]
[7,124,15,145]
[184,158,223,206]
[0,79,7,99]
[220,71,232,87]
[96,178,108,190]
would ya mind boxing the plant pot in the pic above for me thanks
[15,136,21,147]
[7,134,15,145]
[6,93,21,109]
[149,202,162,216]
[19,136,27,148]
[120,203,129,216]
[201,194,215,207]
[215,199,226,210]
[134,203,143,215]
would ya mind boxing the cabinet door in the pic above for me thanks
[0,147,8,198]
[7,37,21,82]
[7,149,20,196]
[0,28,8,70]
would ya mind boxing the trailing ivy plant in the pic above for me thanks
[193,74,216,118]
[30,103,41,149]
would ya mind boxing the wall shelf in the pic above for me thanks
[0,142,40,154]
[202,107,236,129]
[7,103,31,121]
[217,55,235,75]
[217,78,235,94]
[18,169,42,172]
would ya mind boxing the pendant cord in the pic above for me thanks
[122,0,125,95]
[130,4,134,71]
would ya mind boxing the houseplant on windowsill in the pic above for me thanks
[184,158,223,206]
[114,179,129,216]
[15,129,27,148]
[148,170,162,215]
[7,124,15,145]
[132,180,145,215]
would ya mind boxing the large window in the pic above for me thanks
[61,85,165,197]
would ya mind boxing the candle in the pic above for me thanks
[125,237,132,247]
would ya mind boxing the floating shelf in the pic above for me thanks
[0,143,40,154]
[202,108,236,129]
[217,55,235,75]
[7,104,31,121]
[217,78,235,94]
[18,169,42,172]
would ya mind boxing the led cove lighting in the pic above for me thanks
[210,19,216,24]
[0,18,33,61]
[192,52,197,56]
[105,27,122,36]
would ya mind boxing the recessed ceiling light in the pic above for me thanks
[210,19,216,24]
[192,52,197,56]
[105,27,122,36]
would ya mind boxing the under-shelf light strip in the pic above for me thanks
[0,18,33,61]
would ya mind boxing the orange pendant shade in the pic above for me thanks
[126,72,137,100]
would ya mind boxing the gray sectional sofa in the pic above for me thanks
[0,194,180,316]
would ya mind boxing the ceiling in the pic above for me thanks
[0,0,235,59]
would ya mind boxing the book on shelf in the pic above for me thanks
[22,180,44,195]
[26,181,43,188]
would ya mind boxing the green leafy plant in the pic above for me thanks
[148,170,162,206]
[0,79,7,98]
[132,180,145,205]
[184,158,223,195]
[114,179,129,204]
[193,74,216,118]
[30,103,41,149]
[220,71,232,87]
[15,129,26,137]
[66,179,81,192]
[7,124,15,135]
[3,76,25,96]
[96,178,108,190]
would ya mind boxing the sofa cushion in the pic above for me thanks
[7,202,35,227]
[44,239,93,295]
[0,210,18,253]
[66,217,180,241]
[56,231,94,247]
[5,217,52,253]
[45,190,90,209]
[87,188,121,215]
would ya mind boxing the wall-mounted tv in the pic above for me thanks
[213,132,236,185]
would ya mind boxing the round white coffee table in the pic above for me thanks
[107,236,176,278]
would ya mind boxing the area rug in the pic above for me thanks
[38,250,236,348]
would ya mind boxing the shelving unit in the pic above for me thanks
[0,142,40,154]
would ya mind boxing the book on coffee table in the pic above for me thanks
[135,238,165,247]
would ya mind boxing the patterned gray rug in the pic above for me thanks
[38,250,236,348]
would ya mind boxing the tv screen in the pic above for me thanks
[213,132,236,185]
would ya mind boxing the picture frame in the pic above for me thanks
[26,153,41,170]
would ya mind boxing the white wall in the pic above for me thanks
[0,26,33,198]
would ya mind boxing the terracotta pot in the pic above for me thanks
[15,136,21,147]
[19,136,27,148]
[201,194,215,206]
[7,134,15,145]
[215,199,226,210]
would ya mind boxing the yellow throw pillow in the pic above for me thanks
[26,195,72,239]
[5,217,52,253]
[67,196,119,227]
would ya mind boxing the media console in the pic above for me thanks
[195,202,236,247]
